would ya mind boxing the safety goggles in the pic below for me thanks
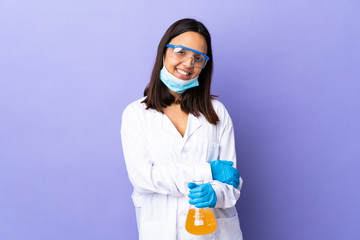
[166,44,210,69]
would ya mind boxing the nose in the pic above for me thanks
[182,56,194,68]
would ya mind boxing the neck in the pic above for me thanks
[169,90,182,103]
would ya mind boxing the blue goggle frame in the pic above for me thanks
[166,44,210,61]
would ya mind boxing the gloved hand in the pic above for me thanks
[209,160,240,188]
[188,182,217,208]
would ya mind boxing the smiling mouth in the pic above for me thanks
[176,68,190,76]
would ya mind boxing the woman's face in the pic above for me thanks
[164,31,208,81]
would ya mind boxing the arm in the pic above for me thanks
[121,103,212,197]
[210,103,243,208]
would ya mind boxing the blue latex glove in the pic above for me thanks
[209,160,240,188]
[188,182,217,208]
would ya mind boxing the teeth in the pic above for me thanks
[177,69,190,76]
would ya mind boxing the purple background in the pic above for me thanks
[1,1,359,239]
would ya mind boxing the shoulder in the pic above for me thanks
[122,97,148,120]
[211,99,231,118]
[211,98,226,111]
[210,98,234,128]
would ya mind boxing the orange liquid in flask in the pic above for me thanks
[185,208,217,235]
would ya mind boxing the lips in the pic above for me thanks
[175,68,192,80]
[176,69,190,76]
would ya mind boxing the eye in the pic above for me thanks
[174,48,186,55]
[194,56,205,63]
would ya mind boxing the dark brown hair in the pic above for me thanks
[142,18,219,125]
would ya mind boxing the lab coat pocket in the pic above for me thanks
[214,213,243,240]
[207,143,220,162]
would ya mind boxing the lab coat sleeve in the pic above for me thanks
[121,103,212,197]
[210,102,243,209]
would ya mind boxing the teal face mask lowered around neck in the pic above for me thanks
[159,66,199,93]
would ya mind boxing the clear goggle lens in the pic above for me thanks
[167,45,209,69]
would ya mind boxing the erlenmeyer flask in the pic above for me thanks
[185,181,217,235]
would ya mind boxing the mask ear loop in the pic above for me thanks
[162,54,171,72]
[162,53,183,104]
[162,46,168,66]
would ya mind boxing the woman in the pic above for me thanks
[121,18,243,240]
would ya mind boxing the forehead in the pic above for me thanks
[168,31,208,54]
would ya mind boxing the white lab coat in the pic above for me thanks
[121,97,243,240]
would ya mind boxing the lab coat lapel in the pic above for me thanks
[185,113,202,140]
